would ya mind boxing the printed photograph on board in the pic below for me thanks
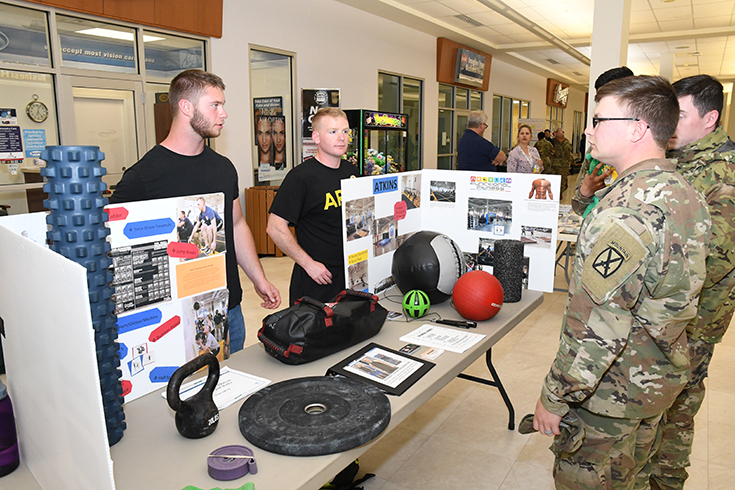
[402,174,421,209]
[344,196,375,242]
[178,194,226,259]
[467,198,513,236]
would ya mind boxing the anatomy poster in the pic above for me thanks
[106,192,230,403]
[341,170,560,295]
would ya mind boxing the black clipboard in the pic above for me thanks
[326,342,435,396]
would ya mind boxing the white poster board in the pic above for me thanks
[0,222,115,490]
[341,169,560,296]
[106,193,229,403]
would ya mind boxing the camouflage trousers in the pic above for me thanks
[649,339,715,490]
[544,162,570,197]
[553,407,664,490]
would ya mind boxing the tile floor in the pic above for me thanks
[238,177,735,490]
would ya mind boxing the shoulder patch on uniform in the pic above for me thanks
[591,247,624,278]
[582,220,649,304]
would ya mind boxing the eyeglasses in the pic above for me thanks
[481,122,488,128]
[592,117,641,128]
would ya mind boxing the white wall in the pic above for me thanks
[211,0,439,192]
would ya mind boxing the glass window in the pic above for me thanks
[0,69,59,213]
[438,108,452,155]
[491,95,501,147]
[402,77,422,171]
[456,88,469,110]
[439,84,453,108]
[379,72,423,170]
[437,155,452,170]
[492,94,531,154]
[250,48,294,184]
[56,15,137,74]
[378,73,400,113]
[143,31,204,79]
[470,90,483,111]
[0,3,50,67]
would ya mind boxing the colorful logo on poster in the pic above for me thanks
[469,175,512,192]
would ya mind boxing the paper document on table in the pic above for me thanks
[399,325,486,353]
[161,366,271,410]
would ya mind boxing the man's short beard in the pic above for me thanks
[191,108,220,138]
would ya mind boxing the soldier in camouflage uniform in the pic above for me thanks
[548,129,574,197]
[535,131,554,172]
[650,75,735,490]
[533,76,710,489]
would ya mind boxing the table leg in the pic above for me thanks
[457,349,515,430]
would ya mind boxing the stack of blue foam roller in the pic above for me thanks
[41,146,126,446]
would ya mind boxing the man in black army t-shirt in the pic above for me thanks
[267,107,359,304]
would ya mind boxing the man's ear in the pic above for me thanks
[312,130,320,145]
[704,110,719,131]
[631,119,649,144]
[179,99,193,118]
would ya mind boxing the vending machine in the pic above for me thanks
[344,110,409,176]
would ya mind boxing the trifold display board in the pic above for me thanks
[106,192,230,403]
[341,170,560,295]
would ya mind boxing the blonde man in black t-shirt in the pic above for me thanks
[267,107,359,304]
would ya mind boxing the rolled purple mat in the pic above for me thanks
[207,445,257,481]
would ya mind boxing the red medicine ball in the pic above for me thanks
[452,270,504,321]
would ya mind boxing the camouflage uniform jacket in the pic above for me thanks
[670,126,735,344]
[535,139,554,169]
[541,158,710,419]
[551,138,573,168]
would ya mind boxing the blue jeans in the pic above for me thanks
[228,304,245,354]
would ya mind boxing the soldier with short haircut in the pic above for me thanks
[533,76,710,489]
[650,75,735,490]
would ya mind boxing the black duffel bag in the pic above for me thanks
[258,289,388,365]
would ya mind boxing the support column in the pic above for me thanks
[660,52,675,81]
[587,0,632,124]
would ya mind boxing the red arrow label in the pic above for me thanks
[149,315,181,342]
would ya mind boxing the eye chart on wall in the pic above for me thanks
[107,192,230,403]
[341,169,560,296]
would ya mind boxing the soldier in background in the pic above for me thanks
[650,75,735,490]
[547,128,574,197]
[533,76,710,489]
[535,131,554,175]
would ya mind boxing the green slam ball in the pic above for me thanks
[403,290,431,318]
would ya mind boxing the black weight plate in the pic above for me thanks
[238,376,391,456]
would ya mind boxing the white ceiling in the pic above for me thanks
[338,0,735,90]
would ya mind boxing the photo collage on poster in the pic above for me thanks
[106,192,231,403]
[341,170,560,296]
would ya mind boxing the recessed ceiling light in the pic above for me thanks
[676,46,690,50]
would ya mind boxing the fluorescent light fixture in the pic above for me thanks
[76,28,164,43]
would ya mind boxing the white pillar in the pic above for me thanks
[587,0,632,125]
[660,53,675,81]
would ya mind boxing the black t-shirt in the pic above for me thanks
[109,145,242,309]
[269,157,359,267]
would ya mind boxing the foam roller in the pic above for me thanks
[493,239,524,303]
[41,146,126,446]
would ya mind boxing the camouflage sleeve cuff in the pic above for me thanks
[540,382,570,417]
[571,190,593,216]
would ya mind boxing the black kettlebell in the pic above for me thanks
[166,353,220,439]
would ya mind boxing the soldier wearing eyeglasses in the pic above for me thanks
[533,76,710,489]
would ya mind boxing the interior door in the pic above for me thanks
[60,77,146,190]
